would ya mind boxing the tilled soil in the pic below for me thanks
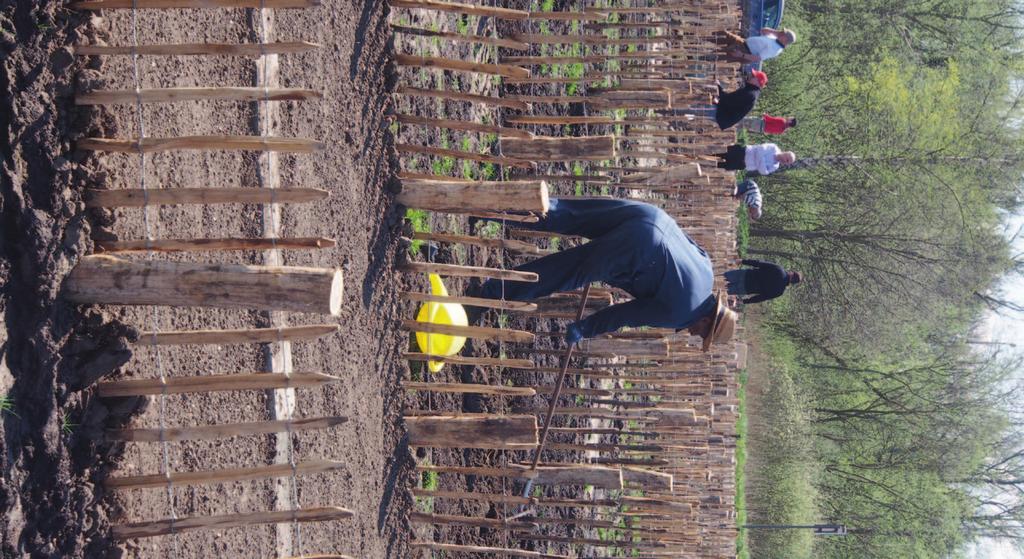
[2,1,414,558]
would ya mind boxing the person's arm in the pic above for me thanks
[741,259,768,268]
[761,27,780,35]
[742,294,772,304]
[572,299,673,339]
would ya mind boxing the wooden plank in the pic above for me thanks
[95,237,335,253]
[398,179,548,213]
[397,143,533,168]
[395,54,529,79]
[136,325,339,346]
[403,381,536,396]
[394,114,533,139]
[84,187,328,208]
[406,415,538,449]
[390,0,528,20]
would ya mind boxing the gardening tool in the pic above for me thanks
[414,273,468,373]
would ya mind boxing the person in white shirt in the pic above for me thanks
[713,27,796,64]
[733,179,763,220]
[714,143,796,175]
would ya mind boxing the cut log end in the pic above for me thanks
[328,269,344,316]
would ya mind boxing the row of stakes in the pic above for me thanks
[68,0,746,557]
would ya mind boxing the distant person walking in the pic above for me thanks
[733,179,763,220]
[686,71,768,130]
[714,143,796,175]
[724,259,802,304]
[739,115,797,135]
[713,27,796,64]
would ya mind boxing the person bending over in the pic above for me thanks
[724,259,801,304]
[714,142,796,175]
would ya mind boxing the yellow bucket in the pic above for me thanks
[415,273,468,373]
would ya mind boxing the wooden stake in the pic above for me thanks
[76,87,320,105]
[415,464,538,479]
[403,352,534,369]
[74,41,320,56]
[107,459,344,489]
[78,136,324,153]
[398,179,548,213]
[410,512,537,531]
[74,0,316,7]
[65,255,343,315]
[113,507,352,540]
[396,86,529,110]
[84,187,328,208]
[506,115,616,126]
[409,231,541,255]
[500,135,616,162]
[400,319,534,343]
[394,114,532,139]
[95,237,335,253]
[402,381,536,396]
[390,25,529,50]
[405,414,538,449]
[394,54,529,79]
[399,260,538,282]
[136,324,338,346]
[410,489,534,505]
[401,290,537,311]
[411,542,567,559]
[97,372,339,397]
[530,464,623,489]
[390,0,528,19]
[105,416,348,442]
[397,143,533,168]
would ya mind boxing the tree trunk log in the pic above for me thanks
[65,254,343,315]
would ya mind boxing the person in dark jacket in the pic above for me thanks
[473,198,737,350]
[686,70,767,130]
[724,259,801,304]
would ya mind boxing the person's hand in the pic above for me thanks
[565,323,584,345]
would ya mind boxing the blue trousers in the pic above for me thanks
[480,198,664,302]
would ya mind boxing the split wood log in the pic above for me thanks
[533,293,613,318]
[465,210,539,223]
[517,534,666,549]
[65,255,343,315]
[398,179,549,213]
[105,416,348,442]
[394,54,529,79]
[402,381,536,397]
[112,506,352,540]
[396,86,529,110]
[74,41,320,56]
[409,231,540,255]
[399,319,535,343]
[394,114,532,139]
[622,467,674,491]
[136,325,338,346]
[401,290,537,311]
[390,0,528,20]
[97,372,339,397]
[621,496,692,515]
[405,414,538,449]
[84,187,328,208]
[589,89,672,110]
[620,163,703,185]
[107,459,344,489]
[529,465,624,489]
[500,135,615,162]
[403,352,534,369]
[415,464,538,479]
[390,25,529,50]
[95,237,335,253]
[411,541,568,559]
[410,512,537,531]
[525,11,608,21]
[397,143,533,168]
[76,87,320,105]
[410,489,534,505]
[78,136,324,153]
[399,260,538,282]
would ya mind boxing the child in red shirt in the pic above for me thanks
[739,115,796,135]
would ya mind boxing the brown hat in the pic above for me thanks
[701,292,738,352]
